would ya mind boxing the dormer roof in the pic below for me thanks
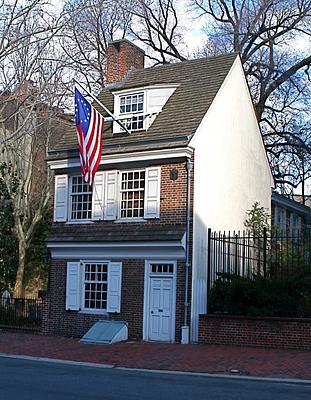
[49,52,238,160]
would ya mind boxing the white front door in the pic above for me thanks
[148,277,174,341]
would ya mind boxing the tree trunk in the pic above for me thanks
[13,239,26,298]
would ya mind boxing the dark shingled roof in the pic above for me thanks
[49,53,238,159]
[272,192,311,220]
[47,224,185,243]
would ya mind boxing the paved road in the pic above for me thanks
[0,357,310,400]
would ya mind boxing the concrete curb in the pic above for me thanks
[116,366,311,385]
[1,353,311,386]
[0,353,114,369]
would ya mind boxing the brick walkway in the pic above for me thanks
[0,330,310,380]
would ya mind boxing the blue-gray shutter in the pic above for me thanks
[66,262,81,311]
[144,167,161,219]
[107,262,122,313]
[91,171,105,220]
[104,170,118,220]
[54,174,68,222]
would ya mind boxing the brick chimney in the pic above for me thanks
[106,39,145,84]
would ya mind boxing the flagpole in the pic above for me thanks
[73,78,131,135]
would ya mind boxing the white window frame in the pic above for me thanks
[81,261,109,314]
[69,175,93,222]
[118,168,146,221]
[115,91,146,133]
[64,167,160,222]
[119,92,144,115]
[149,263,175,274]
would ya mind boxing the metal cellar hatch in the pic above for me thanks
[80,320,128,345]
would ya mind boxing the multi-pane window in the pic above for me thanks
[122,115,144,131]
[119,93,144,132]
[151,264,174,274]
[120,170,145,218]
[70,176,92,220]
[120,93,144,114]
[83,263,108,310]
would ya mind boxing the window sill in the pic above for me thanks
[79,309,108,315]
[66,220,95,224]
[112,128,146,135]
[114,218,147,223]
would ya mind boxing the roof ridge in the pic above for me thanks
[139,52,238,73]
[49,51,239,156]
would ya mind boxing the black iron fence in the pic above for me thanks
[207,228,311,288]
[0,298,42,330]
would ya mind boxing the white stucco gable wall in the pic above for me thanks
[189,56,274,342]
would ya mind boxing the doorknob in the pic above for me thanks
[151,311,154,314]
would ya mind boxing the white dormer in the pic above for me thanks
[112,84,177,134]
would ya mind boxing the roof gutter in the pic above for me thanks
[47,134,193,161]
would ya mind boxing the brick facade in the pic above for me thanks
[46,159,194,341]
[51,160,189,234]
[106,40,145,84]
[42,259,186,341]
[43,259,144,338]
[199,314,311,350]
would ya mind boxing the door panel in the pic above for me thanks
[148,277,174,341]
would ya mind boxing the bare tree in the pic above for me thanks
[0,0,69,297]
[190,0,311,192]
[61,0,188,77]
[61,0,134,91]
[127,0,188,64]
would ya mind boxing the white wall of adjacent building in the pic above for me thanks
[189,56,274,342]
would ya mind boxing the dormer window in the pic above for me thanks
[118,92,145,132]
[122,115,144,131]
[113,85,177,134]
[120,93,144,114]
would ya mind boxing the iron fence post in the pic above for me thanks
[263,227,267,277]
[234,233,238,275]
[207,228,211,312]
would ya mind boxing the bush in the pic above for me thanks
[208,272,311,318]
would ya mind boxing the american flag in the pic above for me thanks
[75,88,104,186]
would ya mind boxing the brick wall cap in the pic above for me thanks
[200,313,311,323]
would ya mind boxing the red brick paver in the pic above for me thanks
[0,331,310,380]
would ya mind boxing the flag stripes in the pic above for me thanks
[75,88,104,186]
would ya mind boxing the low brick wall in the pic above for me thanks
[199,314,311,350]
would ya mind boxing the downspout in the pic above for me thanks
[182,158,193,344]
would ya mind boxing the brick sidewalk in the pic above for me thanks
[0,330,310,380]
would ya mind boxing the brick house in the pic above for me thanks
[45,39,274,343]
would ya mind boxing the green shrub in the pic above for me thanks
[208,272,311,318]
